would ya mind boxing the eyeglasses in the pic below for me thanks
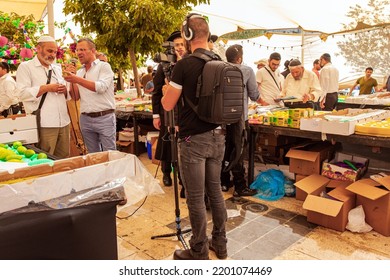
[76,48,91,53]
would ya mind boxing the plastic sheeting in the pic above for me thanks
[0,152,164,214]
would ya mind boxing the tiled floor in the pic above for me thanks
[116,153,390,260]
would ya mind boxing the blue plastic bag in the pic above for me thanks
[250,169,285,201]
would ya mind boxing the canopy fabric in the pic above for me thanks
[0,0,48,20]
[193,0,389,37]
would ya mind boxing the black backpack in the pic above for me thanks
[185,50,245,125]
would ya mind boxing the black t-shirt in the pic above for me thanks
[170,48,219,138]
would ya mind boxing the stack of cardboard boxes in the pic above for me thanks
[116,127,146,154]
[256,133,297,165]
[280,141,390,236]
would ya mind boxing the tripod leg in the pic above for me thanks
[151,109,191,250]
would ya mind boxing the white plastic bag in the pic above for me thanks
[346,205,372,233]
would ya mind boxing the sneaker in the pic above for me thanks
[233,187,257,197]
[209,238,227,259]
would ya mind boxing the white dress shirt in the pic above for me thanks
[319,62,339,101]
[282,70,322,101]
[76,59,115,113]
[256,65,284,105]
[16,56,70,128]
[0,73,18,111]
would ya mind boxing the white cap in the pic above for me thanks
[37,35,56,43]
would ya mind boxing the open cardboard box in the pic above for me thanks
[0,114,38,144]
[321,109,390,136]
[0,151,163,214]
[303,181,355,232]
[322,152,369,182]
[294,174,330,201]
[346,177,390,236]
[286,141,334,176]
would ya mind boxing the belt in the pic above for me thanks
[211,128,226,136]
[82,109,115,118]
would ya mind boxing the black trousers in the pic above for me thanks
[220,121,248,191]
[323,92,338,111]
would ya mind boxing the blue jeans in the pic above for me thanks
[80,113,116,153]
[178,130,227,258]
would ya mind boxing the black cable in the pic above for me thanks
[116,144,163,219]
[115,195,148,219]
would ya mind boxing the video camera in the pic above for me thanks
[153,41,177,81]
[153,41,177,64]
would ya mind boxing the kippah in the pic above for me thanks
[37,35,56,43]
[210,35,218,43]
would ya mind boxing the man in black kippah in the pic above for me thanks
[152,31,186,187]
[318,53,339,110]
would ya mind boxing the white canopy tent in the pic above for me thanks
[192,0,389,78]
[0,0,55,36]
[193,0,388,35]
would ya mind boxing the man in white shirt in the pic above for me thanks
[256,52,284,106]
[64,38,116,153]
[0,62,19,116]
[319,53,339,111]
[16,35,70,158]
[281,59,322,103]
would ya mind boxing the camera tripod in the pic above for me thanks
[151,109,191,250]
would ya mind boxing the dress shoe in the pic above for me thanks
[233,187,257,197]
[209,238,227,259]
[173,249,209,260]
[162,174,172,186]
[180,187,186,198]
[221,181,233,192]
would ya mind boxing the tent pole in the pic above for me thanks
[47,0,55,38]
[301,27,304,64]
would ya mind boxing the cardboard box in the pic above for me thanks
[146,132,159,159]
[257,133,297,147]
[118,131,135,142]
[303,184,355,232]
[295,174,307,182]
[294,174,330,201]
[151,140,159,165]
[299,117,323,132]
[286,141,334,176]
[322,152,369,182]
[321,109,390,136]
[346,177,390,236]
[116,140,135,154]
[0,114,38,144]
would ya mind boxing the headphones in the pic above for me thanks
[182,13,206,41]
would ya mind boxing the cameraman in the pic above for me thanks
[152,31,186,187]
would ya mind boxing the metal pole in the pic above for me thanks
[47,0,55,38]
[301,27,304,64]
